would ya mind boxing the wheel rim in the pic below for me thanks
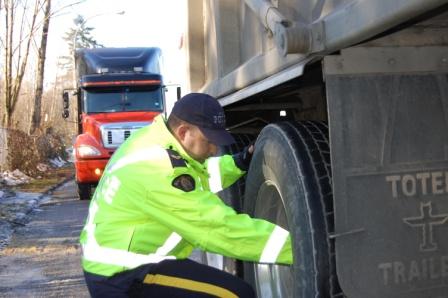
[205,253,224,270]
[254,180,293,298]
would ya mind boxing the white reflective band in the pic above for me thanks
[82,242,176,269]
[259,226,289,263]
[82,202,179,269]
[208,157,223,193]
[155,232,182,256]
[107,146,167,174]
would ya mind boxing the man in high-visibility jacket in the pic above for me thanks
[80,93,292,297]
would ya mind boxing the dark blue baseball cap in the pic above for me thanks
[170,93,235,146]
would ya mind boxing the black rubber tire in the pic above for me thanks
[243,121,341,297]
[77,182,92,200]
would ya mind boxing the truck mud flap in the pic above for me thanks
[324,47,448,297]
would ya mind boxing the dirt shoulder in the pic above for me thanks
[10,164,75,193]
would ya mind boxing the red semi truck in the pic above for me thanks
[62,47,170,200]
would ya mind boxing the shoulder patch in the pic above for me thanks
[166,149,187,168]
[172,174,196,192]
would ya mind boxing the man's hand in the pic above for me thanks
[234,143,255,171]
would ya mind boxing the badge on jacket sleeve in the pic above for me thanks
[172,174,196,192]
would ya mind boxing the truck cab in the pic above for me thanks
[63,47,165,200]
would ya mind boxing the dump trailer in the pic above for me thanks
[62,47,166,200]
[186,1,448,297]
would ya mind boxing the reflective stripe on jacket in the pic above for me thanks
[80,115,292,277]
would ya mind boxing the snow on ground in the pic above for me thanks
[0,191,48,250]
[49,157,67,168]
[0,170,33,186]
[0,157,70,250]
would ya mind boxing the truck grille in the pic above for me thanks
[100,122,151,149]
[107,131,113,144]
[106,130,132,144]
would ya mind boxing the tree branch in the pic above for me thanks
[11,0,85,55]
[10,0,39,115]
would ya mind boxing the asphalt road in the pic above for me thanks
[0,178,220,298]
[0,180,90,297]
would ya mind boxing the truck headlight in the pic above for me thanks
[77,145,101,157]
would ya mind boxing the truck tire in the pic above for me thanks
[77,182,92,200]
[244,121,341,297]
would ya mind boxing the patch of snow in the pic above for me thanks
[1,192,40,205]
[49,157,66,168]
[0,223,12,250]
[37,163,50,172]
[39,195,52,205]
[14,212,26,220]
[1,170,33,186]
[0,191,44,250]
[27,199,38,206]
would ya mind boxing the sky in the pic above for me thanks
[47,0,188,88]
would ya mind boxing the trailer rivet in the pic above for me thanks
[388,58,396,65]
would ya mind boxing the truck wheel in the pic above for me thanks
[244,121,341,297]
[77,182,92,200]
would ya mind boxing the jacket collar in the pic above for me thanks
[151,115,207,173]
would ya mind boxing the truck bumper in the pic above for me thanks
[75,159,108,183]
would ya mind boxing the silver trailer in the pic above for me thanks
[186,0,448,297]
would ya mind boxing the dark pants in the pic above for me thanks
[84,259,255,298]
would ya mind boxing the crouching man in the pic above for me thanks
[80,93,292,297]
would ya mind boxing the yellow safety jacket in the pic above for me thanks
[80,115,292,277]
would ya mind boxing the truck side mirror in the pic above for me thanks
[62,91,70,109]
[176,86,181,100]
[62,109,70,118]
[62,91,70,118]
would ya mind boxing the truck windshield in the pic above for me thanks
[82,86,163,113]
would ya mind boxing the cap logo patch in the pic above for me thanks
[213,113,225,125]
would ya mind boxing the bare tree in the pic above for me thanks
[30,0,51,134]
[1,0,84,129]
[1,0,40,128]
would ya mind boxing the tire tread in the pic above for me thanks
[281,121,342,297]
